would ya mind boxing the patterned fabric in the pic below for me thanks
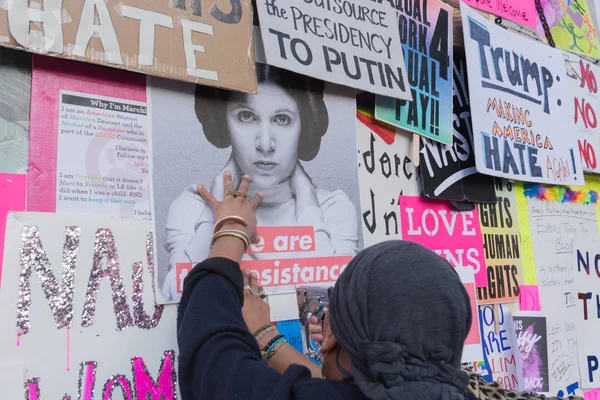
[465,370,583,400]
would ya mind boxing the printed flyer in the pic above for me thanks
[514,314,550,393]
[375,0,453,144]
[56,91,151,219]
[149,64,361,304]
[461,3,583,185]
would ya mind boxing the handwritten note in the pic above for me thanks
[462,0,536,29]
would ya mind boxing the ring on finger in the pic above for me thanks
[257,286,266,299]
[225,190,248,198]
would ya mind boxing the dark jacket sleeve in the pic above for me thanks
[177,257,312,400]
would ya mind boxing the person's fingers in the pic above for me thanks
[309,315,322,329]
[197,185,219,209]
[237,174,251,195]
[312,334,324,343]
[248,192,264,210]
[252,235,262,245]
[243,269,251,286]
[223,171,234,194]
[250,272,258,291]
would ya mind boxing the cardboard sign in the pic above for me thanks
[399,195,488,288]
[563,52,600,175]
[528,199,584,394]
[461,3,583,186]
[477,179,524,304]
[461,0,536,29]
[419,50,496,202]
[375,0,453,144]
[0,213,178,399]
[572,206,600,388]
[356,92,420,248]
[513,313,550,393]
[480,304,523,390]
[0,0,257,93]
[537,0,600,59]
[254,0,411,100]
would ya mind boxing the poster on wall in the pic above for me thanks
[461,0,536,29]
[513,313,550,393]
[572,205,600,388]
[480,304,523,391]
[254,0,411,100]
[0,0,257,92]
[461,3,583,186]
[0,48,31,174]
[0,213,178,399]
[374,0,453,144]
[398,195,485,363]
[563,52,600,174]
[419,49,496,202]
[149,65,362,303]
[528,198,584,395]
[356,92,420,248]
[536,0,600,59]
[56,91,151,219]
[477,179,523,304]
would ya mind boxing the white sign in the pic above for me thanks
[563,52,600,175]
[0,213,178,398]
[461,4,583,185]
[528,199,585,395]
[56,91,151,219]
[255,0,412,100]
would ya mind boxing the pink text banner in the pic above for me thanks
[460,0,536,29]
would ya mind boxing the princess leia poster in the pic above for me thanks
[150,63,361,303]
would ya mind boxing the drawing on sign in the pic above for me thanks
[514,314,550,393]
[536,0,600,59]
[419,49,496,202]
[375,0,453,144]
[461,3,583,185]
[477,179,523,304]
[254,0,411,99]
[563,52,600,174]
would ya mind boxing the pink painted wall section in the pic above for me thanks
[460,0,537,29]
[28,56,146,213]
[0,173,26,285]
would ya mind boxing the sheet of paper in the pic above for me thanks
[375,0,453,144]
[0,173,26,284]
[254,0,411,100]
[462,0,536,29]
[520,285,542,311]
[56,90,151,219]
[461,3,583,185]
[0,363,25,400]
[268,292,300,322]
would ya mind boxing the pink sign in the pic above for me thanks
[399,195,488,287]
[460,0,536,29]
[519,285,542,311]
[0,173,26,285]
[585,389,600,400]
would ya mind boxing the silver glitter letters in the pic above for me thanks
[132,232,164,330]
[81,229,133,330]
[17,226,80,336]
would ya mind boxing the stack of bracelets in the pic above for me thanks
[211,216,251,250]
[253,324,287,361]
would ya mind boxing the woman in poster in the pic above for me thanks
[160,64,359,302]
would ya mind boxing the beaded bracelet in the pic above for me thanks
[255,326,276,342]
[253,324,272,337]
[262,334,285,352]
[264,337,287,361]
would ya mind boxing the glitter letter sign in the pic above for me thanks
[0,213,179,398]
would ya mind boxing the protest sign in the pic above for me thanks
[254,0,411,100]
[536,0,600,59]
[461,3,583,186]
[0,0,256,92]
[0,173,26,284]
[520,285,542,311]
[461,0,536,29]
[356,92,420,248]
[0,213,178,399]
[528,199,584,394]
[375,0,453,144]
[563,52,600,174]
[480,304,523,390]
[477,179,524,304]
[513,313,550,393]
[419,49,496,202]
[572,205,600,388]
[399,195,488,288]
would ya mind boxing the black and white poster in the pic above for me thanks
[149,63,361,303]
[419,50,496,203]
